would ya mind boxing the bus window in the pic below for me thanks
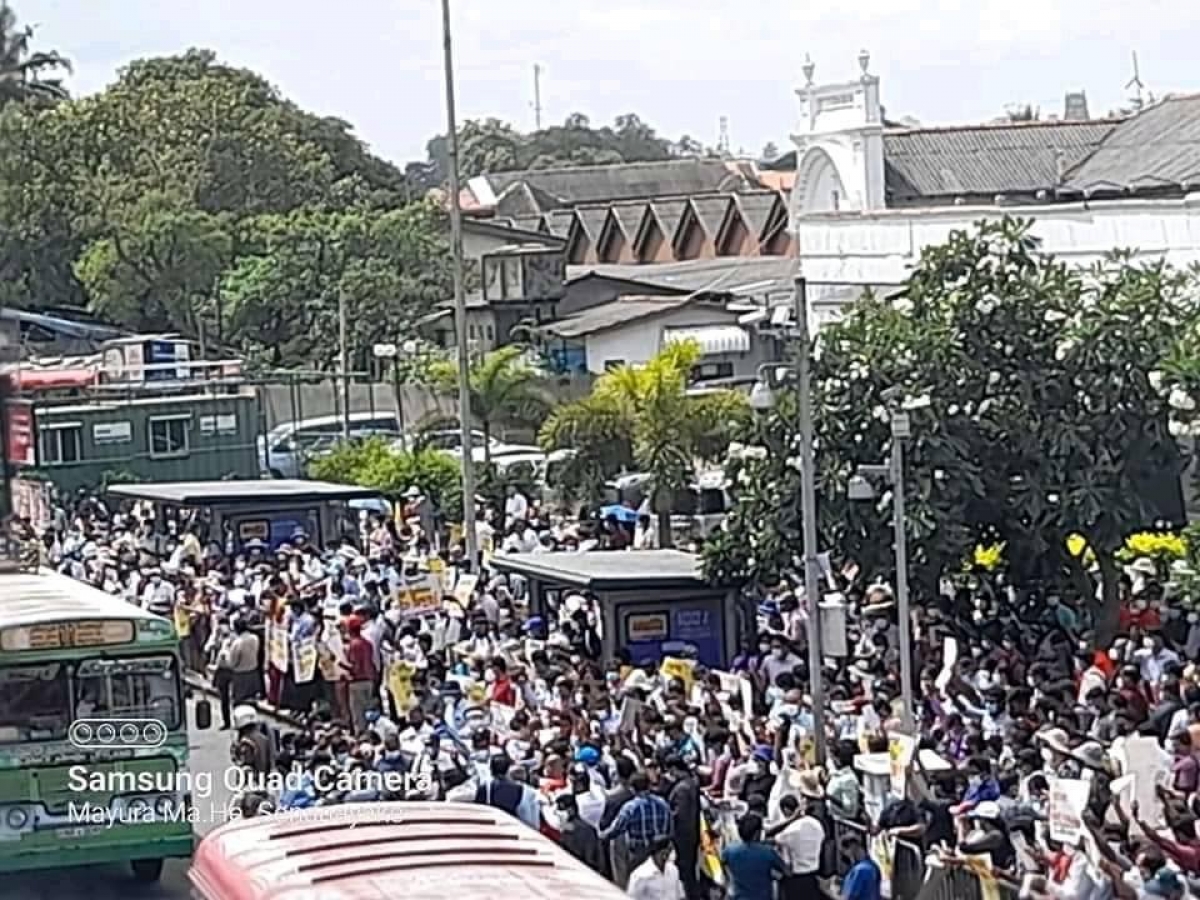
[73,656,181,730]
[0,663,70,743]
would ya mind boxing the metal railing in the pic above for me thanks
[914,862,1021,900]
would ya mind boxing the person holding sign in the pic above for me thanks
[342,615,378,731]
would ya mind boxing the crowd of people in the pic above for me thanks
[24,483,1200,900]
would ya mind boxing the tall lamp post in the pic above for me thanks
[848,389,920,731]
[440,0,479,569]
[749,273,827,765]
[372,339,419,449]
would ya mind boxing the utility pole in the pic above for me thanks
[338,287,350,441]
[533,64,543,130]
[441,0,479,569]
[794,274,827,765]
[890,405,915,731]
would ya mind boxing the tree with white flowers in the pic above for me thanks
[704,217,1200,642]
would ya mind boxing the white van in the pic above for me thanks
[259,412,402,478]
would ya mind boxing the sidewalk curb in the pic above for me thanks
[184,672,305,728]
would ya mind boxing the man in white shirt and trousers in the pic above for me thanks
[770,794,827,900]
[627,838,684,900]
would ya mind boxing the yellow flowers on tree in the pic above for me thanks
[542,341,748,547]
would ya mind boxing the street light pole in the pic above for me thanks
[793,274,827,765]
[890,409,915,731]
[440,0,479,569]
[338,287,350,441]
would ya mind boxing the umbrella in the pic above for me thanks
[600,504,639,524]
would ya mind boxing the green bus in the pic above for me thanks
[0,563,211,882]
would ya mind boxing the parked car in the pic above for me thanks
[604,468,732,542]
[405,428,541,465]
[259,412,401,478]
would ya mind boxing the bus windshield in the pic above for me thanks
[0,663,70,743]
[0,655,181,744]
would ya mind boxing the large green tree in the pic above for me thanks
[415,112,676,187]
[220,202,453,369]
[704,218,1200,642]
[0,2,70,108]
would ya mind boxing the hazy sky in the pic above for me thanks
[24,0,1200,165]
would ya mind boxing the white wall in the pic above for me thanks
[795,194,1200,292]
[583,306,766,375]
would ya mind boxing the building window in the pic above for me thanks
[39,422,82,466]
[691,361,735,382]
[149,416,190,458]
[469,324,477,339]
[831,189,840,211]
[486,325,495,342]
[604,359,625,371]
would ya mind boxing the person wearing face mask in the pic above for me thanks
[737,746,777,803]
[760,637,803,689]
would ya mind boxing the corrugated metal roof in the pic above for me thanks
[544,210,577,237]
[574,206,610,240]
[732,191,785,240]
[883,120,1118,198]
[688,195,734,237]
[486,159,750,209]
[569,257,799,297]
[1065,94,1200,191]
[542,295,696,338]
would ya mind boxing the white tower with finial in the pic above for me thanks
[790,50,886,218]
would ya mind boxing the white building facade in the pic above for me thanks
[788,54,1200,315]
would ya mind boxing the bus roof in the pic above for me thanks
[190,802,629,900]
[105,479,381,506]
[0,569,166,633]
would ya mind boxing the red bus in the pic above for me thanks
[189,801,628,900]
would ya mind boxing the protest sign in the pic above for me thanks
[292,634,318,683]
[267,622,289,672]
[1117,735,1171,828]
[870,833,895,898]
[888,732,917,796]
[1048,778,1090,845]
[387,660,416,713]
[397,573,440,618]
[660,656,696,692]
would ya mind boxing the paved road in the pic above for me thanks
[10,698,251,900]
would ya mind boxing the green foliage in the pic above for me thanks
[415,112,678,187]
[539,395,634,504]
[428,346,553,457]
[0,46,448,365]
[308,438,462,519]
[704,218,1200,641]
[220,202,452,370]
[0,2,70,109]
[543,342,749,543]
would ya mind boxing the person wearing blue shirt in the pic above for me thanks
[841,834,881,900]
[720,813,788,900]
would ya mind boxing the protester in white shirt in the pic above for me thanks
[627,839,684,900]
[770,794,826,899]
[503,486,529,528]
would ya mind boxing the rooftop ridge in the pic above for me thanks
[884,117,1125,138]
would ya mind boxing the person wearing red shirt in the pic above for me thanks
[341,616,377,730]
[487,657,517,706]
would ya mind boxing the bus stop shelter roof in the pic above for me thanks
[490,550,708,591]
[105,479,381,506]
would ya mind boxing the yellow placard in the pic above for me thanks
[173,604,191,638]
[387,660,416,713]
[293,634,318,684]
[267,623,289,671]
[660,656,696,692]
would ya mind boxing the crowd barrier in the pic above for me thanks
[913,862,1021,900]
[829,817,925,900]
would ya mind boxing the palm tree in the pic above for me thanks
[429,345,552,464]
[542,341,748,546]
[0,2,71,109]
